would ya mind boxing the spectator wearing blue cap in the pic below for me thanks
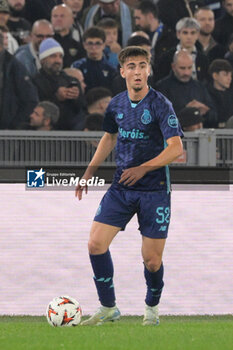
[33,38,85,130]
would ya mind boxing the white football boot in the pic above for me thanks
[142,304,160,326]
[81,305,121,326]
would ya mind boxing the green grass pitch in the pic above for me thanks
[0,315,232,350]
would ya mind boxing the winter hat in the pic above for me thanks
[39,38,64,61]
[0,0,10,13]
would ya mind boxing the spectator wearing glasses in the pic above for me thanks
[15,19,54,77]
[51,4,85,68]
[72,26,117,92]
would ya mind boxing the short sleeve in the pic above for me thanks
[156,96,184,140]
[103,103,118,134]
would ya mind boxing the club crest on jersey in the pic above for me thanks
[117,113,124,119]
[141,109,152,124]
[168,114,178,128]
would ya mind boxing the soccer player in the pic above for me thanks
[75,46,183,326]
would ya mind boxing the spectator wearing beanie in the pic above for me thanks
[33,38,85,130]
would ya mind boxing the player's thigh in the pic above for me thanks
[88,221,121,254]
[141,237,166,271]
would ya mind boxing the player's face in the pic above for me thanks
[195,9,215,35]
[177,28,199,49]
[30,107,46,128]
[223,0,233,16]
[120,56,150,92]
[172,56,193,82]
[213,71,232,90]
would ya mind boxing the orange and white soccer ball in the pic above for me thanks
[46,296,82,327]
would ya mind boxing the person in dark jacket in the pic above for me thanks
[72,26,117,93]
[153,17,209,83]
[206,59,233,128]
[33,38,85,130]
[213,0,233,47]
[0,29,38,129]
[157,0,205,32]
[133,1,176,63]
[156,50,217,128]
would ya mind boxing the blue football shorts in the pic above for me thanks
[94,185,171,239]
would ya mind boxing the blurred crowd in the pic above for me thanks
[1,0,233,132]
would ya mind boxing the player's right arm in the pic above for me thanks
[75,132,117,200]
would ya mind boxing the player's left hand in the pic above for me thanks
[119,166,147,186]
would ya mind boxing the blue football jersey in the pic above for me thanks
[103,88,183,191]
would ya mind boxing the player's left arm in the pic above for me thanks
[119,136,183,186]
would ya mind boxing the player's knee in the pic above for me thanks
[144,256,162,272]
[88,238,106,255]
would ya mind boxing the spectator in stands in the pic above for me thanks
[84,113,104,131]
[85,87,112,115]
[177,107,203,131]
[0,29,38,129]
[97,18,121,69]
[194,7,226,62]
[213,0,233,47]
[0,0,18,53]
[72,26,117,92]
[51,4,85,68]
[15,19,54,77]
[224,34,233,68]
[153,17,209,83]
[24,0,63,24]
[82,0,133,47]
[133,1,176,61]
[84,113,104,149]
[62,0,84,42]
[156,50,217,128]
[7,0,31,45]
[29,101,60,130]
[64,67,86,94]
[206,59,233,128]
[157,0,205,32]
[33,38,85,130]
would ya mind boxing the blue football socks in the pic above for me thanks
[90,250,116,307]
[144,263,164,306]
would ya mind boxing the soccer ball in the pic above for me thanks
[46,296,82,327]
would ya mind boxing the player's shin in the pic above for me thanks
[144,262,164,306]
[90,250,116,307]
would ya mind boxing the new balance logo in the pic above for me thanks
[159,226,167,232]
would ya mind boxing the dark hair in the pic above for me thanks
[85,87,112,107]
[37,101,60,125]
[135,0,159,19]
[83,26,106,43]
[208,59,233,76]
[118,46,150,66]
[84,113,104,131]
[97,18,118,29]
[127,35,151,47]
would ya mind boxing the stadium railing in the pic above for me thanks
[0,129,232,167]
